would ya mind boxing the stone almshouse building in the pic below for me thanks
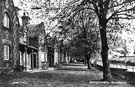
[18,12,46,70]
[0,0,70,72]
[0,0,20,69]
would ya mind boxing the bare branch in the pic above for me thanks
[108,1,135,9]
[107,6,135,21]
[111,17,135,20]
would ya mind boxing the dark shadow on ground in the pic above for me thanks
[95,65,135,85]
[62,63,86,66]
[124,72,135,85]
[56,67,94,71]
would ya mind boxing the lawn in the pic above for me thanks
[0,68,134,87]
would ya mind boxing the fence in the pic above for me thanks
[91,56,135,72]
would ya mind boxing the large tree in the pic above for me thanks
[85,0,135,81]
[55,0,135,81]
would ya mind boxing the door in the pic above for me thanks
[33,53,37,68]
[48,53,54,67]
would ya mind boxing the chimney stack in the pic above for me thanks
[21,12,30,26]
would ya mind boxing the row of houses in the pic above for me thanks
[0,0,70,72]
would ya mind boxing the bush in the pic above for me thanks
[14,65,25,72]
[0,67,12,77]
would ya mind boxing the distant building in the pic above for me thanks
[55,41,70,64]
[0,0,20,70]
[18,12,46,70]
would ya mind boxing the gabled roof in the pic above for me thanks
[27,22,45,37]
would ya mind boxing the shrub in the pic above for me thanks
[14,65,25,72]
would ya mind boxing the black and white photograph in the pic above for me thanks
[0,0,135,87]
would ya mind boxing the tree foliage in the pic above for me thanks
[15,0,135,81]
[53,0,135,81]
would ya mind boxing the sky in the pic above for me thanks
[13,0,65,33]
[13,0,64,37]
[13,0,68,24]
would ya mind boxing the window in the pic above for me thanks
[24,32,27,42]
[3,45,9,60]
[3,13,9,28]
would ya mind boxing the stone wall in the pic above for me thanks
[0,0,20,68]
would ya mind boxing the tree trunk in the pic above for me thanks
[99,21,112,81]
[86,54,90,69]
[85,48,91,69]
[84,58,87,65]
[87,53,92,69]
